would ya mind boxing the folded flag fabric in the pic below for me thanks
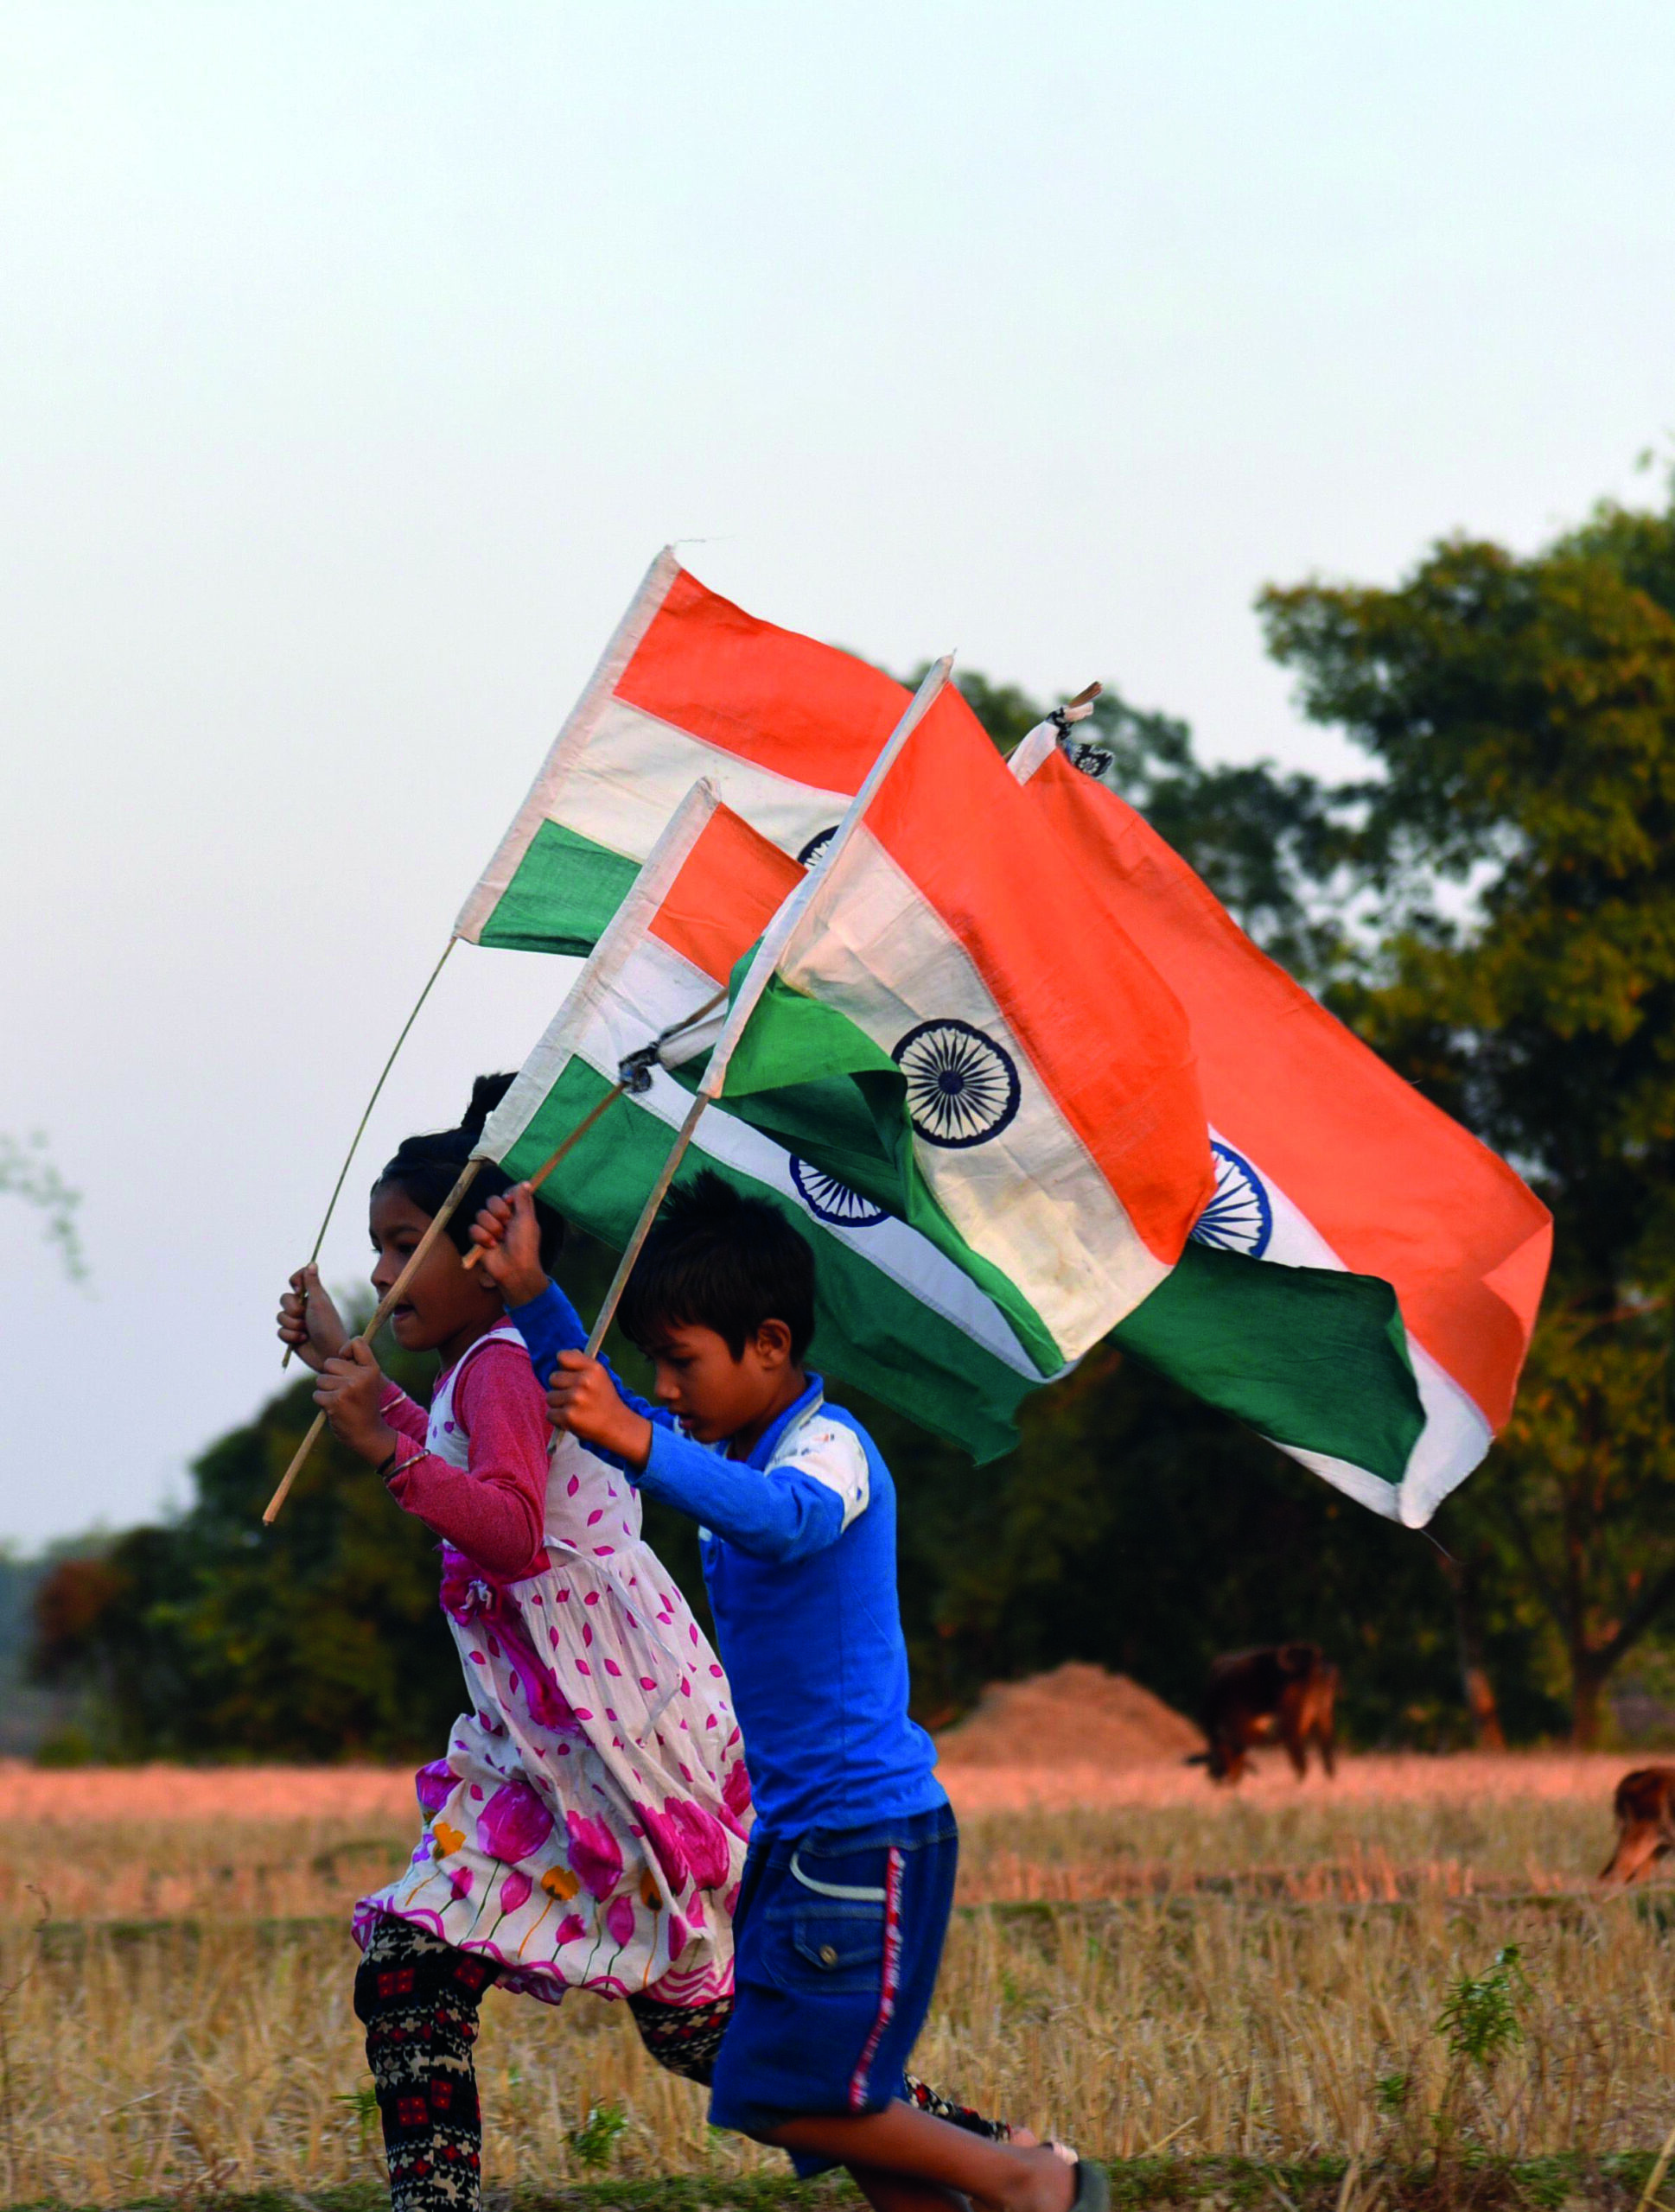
[1009,718,1553,1527]
[697,666,1219,1372]
[474,779,1052,1462]
[455,549,916,958]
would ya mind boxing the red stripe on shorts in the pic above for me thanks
[848,1846,905,2109]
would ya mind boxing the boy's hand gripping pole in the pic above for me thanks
[460,987,725,1273]
[261,1157,483,1526]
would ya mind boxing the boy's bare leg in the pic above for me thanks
[767,2101,1076,2212]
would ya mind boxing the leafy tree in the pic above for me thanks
[944,668,1343,977]
[31,1338,462,1761]
[1261,481,1675,1741]
[1,1132,86,1281]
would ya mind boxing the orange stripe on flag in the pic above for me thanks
[1025,747,1551,1430]
[616,569,911,788]
[648,804,803,987]
[867,688,1215,1267]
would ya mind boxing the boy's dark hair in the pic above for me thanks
[378,1073,566,1272]
[620,1169,815,1362]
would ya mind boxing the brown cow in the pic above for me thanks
[1190,1643,1339,1783]
[1600,1766,1675,1885]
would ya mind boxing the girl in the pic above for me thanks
[282,1077,1023,2212]
[280,1076,748,2211]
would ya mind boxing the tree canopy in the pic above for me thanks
[1261,484,1675,1741]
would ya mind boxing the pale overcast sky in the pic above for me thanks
[3,1,1672,1546]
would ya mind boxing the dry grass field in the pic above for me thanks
[3,1753,1672,2206]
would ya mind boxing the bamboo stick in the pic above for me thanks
[1632,2118,1675,2212]
[262,1155,483,1524]
[583,1094,709,1358]
[283,937,456,1367]
[463,981,733,1284]
[460,1084,626,1272]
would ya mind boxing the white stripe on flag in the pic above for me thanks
[1205,1124,1494,1526]
[701,659,954,1101]
[554,697,851,871]
[769,823,1169,1351]
[454,548,681,943]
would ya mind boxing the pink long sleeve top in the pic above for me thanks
[376,1340,551,1580]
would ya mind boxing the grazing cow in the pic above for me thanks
[1191,1643,1339,1783]
[1600,1766,1675,1885]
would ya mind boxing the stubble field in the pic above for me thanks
[3,1754,1672,2208]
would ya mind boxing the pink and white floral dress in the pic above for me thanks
[353,1321,751,2005]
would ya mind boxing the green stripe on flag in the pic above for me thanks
[1117,1241,1424,1481]
[478,823,639,956]
[500,1058,1041,1463]
[698,973,1064,1376]
[711,975,1426,1482]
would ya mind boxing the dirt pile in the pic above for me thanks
[935,1661,1205,1770]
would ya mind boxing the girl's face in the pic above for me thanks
[369,1181,503,1360]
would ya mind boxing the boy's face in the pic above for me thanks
[642,1318,796,1446]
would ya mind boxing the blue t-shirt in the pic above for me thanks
[508,1282,945,1838]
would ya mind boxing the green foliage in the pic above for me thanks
[1263,480,1675,1739]
[30,1336,462,1762]
[334,2084,381,2158]
[1260,512,1675,1269]
[0,1131,86,1281]
[566,2101,628,2171]
[1436,1945,1528,2072]
[16,2162,1675,2212]
[868,1346,1558,1745]
[947,664,1345,980]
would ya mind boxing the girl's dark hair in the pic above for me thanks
[377,1073,566,1271]
[619,1169,815,1361]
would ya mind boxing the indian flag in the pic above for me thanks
[455,550,915,957]
[701,667,1428,1478]
[1009,719,1553,1526]
[473,777,1052,1461]
[699,664,1221,1371]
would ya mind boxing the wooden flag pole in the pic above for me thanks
[460,981,730,1275]
[568,664,952,1363]
[460,1084,626,1271]
[584,1094,710,1358]
[283,937,457,1368]
[263,1154,484,1525]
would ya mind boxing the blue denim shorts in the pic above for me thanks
[708,1802,958,2171]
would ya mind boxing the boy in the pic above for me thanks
[474,1171,1105,2212]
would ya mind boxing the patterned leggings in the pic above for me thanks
[353,1914,1011,2212]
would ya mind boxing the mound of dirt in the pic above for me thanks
[935,1662,1205,1770]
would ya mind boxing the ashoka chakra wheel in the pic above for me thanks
[789,1159,888,1230]
[1190,1140,1274,1259]
[798,824,839,869]
[891,1019,1022,1149]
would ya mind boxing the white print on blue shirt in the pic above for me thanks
[774,1408,871,1534]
